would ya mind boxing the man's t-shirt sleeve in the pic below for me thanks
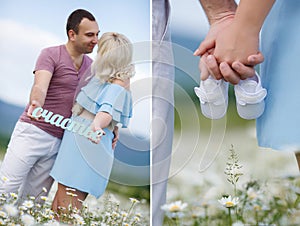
[33,47,58,74]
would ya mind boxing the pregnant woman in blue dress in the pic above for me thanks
[50,32,134,214]
[257,0,300,165]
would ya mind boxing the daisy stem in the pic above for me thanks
[173,217,180,226]
[127,202,135,218]
[294,194,300,208]
[228,208,232,226]
[234,184,238,217]
[255,210,259,226]
[204,206,208,226]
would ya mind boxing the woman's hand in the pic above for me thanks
[88,125,105,144]
[213,21,260,68]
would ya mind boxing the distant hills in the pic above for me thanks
[0,98,150,185]
[0,99,24,138]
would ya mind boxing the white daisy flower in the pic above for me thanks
[129,198,140,204]
[121,211,128,217]
[161,200,188,219]
[22,200,34,209]
[40,196,48,201]
[161,200,188,212]
[9,192,18,199]
[134,216,140,222]
[218,196,239,208]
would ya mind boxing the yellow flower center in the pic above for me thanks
[225,201,234,208]
[254,205,262,211]
[170,205,180,212]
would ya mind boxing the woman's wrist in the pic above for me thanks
[232,17,261,37]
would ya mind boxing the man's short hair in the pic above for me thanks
[66,9,96,35]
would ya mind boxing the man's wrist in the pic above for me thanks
[199,0,237,25]
[209,12,235,25]
[30,99,42,107]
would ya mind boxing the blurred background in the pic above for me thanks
[0,0,150,212]
[167,0,299,204]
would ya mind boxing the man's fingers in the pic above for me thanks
[247,51,264,66]
[219,62,240,85]
[194,39,215,56]
[199,56,210,80]
[112,127,119,150]
[232,61,256,80]
[112,137,118,149]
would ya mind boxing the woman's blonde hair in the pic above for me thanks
[91,32,135,83]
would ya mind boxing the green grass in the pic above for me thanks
[0,134,9,159]
[106,181,150,202]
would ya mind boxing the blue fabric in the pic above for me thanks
[76,76,132,127]
[257,0,300,152]
[50,77,132,198]
[50,116,114,198]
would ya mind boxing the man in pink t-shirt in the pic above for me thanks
[0,9,108,201]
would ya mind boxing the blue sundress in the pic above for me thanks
[50,76,132,198]
[257,0,300,152]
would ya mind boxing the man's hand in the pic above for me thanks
[194,15,235,58]
[194,15,235,80]
[112,126,119,150]
[27,100,42,120]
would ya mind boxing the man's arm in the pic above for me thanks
[194,0,237,62]
[199,0,237,25]
[27,70,52,118]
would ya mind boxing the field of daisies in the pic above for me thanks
[162,114,300,226]
[0,179,150,226]
[0,136,150,226]
[1,102,300,225]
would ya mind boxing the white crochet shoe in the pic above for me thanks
[194,76,229,119]
[234,73,267,120]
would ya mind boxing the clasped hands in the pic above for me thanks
[193,16,264,84]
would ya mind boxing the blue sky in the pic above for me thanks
[170,0,209,38]
[0,0,150,106]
